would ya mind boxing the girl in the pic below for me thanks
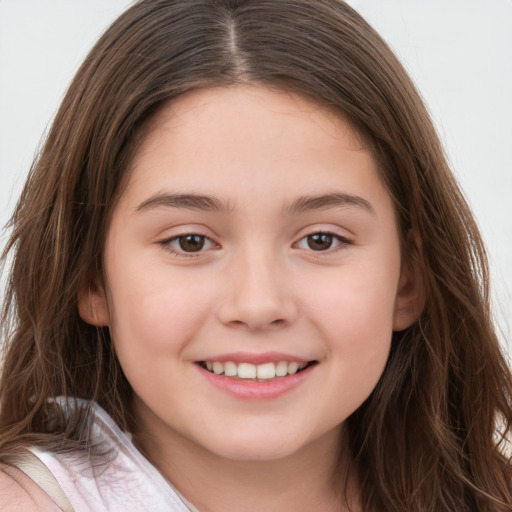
[1,1,511,510]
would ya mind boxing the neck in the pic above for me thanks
[133,405,361,512]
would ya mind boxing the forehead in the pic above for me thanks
[120,85,389,216]
[137,88,363,161]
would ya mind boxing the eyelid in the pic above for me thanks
[293,229,353,254]
[158,232,219,257]
[156,225,353,258]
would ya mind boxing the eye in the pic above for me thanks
[295,232,350,252]
[160,234,217,255]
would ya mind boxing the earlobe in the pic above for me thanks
[393,231,425,332]
[78,279,110,326]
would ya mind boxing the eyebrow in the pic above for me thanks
[135,191,374,216]
[135,192,234,213]
[284,193,375,215]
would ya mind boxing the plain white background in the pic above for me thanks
[0,1,511,348]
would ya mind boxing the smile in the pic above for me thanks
[198,360,316,380]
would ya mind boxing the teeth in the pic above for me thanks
[275,361,288,377]
[256,362,276,379]
[203,360,311,379]
[212,362,224,375]
[238,363,257,379]
[287,362,299,375]
[224,361,238,377]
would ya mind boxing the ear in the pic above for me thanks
[393,230,425,331]
[78,278,110,326]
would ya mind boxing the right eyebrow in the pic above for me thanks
[284,192,375,216]
[135,192,235,213]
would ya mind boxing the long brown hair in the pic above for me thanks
[1,1,511,510]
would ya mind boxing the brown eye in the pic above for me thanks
[177,234,206,252]
[295,232,350,253]
[162,233,216,255]
[306,233,334,251]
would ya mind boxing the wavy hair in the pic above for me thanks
[1,1,511,510]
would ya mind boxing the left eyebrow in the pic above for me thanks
[284,193,375,215]
[135,192,235,213]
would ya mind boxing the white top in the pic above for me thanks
[29,398,198,512]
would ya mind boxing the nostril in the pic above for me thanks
[229,320,247,328]
[226,318,287,330]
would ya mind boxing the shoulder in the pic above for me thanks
[0,462,61,511]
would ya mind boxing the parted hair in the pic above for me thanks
[1,1,511,510]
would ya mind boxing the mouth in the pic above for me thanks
[197,360,317,381]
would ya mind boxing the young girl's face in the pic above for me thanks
[81,86,418,463]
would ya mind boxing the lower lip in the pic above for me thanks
[196,364,316,400]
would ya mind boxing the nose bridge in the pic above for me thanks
[217,243,296,330]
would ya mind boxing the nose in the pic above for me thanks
[215,249,298,331]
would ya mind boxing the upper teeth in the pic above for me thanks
[204,361,308,379]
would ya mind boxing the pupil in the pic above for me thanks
[179,235,205,252]
[308,233,333,251]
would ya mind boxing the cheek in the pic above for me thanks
[301,267,397,425]
[105,260,215,368]
[307,261,399,337]
[303,256,399,381]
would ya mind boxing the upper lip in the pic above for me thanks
[197,352,314,365]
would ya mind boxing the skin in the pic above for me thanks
[80,86,422,512]
[0,465,62,511]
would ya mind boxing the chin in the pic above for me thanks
[213,442,302,462]
[200,428,316,462]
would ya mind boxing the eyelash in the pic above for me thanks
[159,234,218,257]
[158,231,352,257]
[294,231,352,254]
